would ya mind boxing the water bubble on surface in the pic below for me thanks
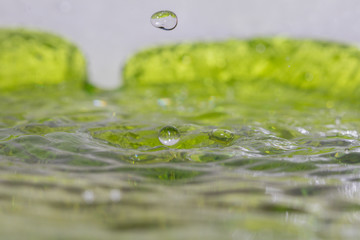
[150,10,178,30]
[109,189,122,202]
[158,126,180,146]
[82,190,94,204]
[209,129,234,143]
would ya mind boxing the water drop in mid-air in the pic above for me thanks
[158,126,180,146]
[151,10,178,30]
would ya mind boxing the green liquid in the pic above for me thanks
[1,38,360,239]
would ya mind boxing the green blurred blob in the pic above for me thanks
[0,29,87,90]
[123,38,360,102]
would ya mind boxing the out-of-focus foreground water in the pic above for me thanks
[0,84,360,240]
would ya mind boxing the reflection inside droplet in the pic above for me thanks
[150,10,178,30]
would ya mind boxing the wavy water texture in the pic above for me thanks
[0,85,359,240]
[1,38,360,239]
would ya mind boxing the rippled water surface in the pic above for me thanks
[1,84,360,239]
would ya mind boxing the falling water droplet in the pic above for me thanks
[209,129,234,143]
[158,126,180,146]
[150,10,178,30]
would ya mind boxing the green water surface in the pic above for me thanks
[1,38,360,240]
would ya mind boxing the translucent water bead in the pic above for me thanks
[150,10,178,30]
[209,129,234,143]
[158,126,180,146]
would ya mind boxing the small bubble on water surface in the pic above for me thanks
[150,10,178,30]
[158,126,180,146]
[82,190,94,204]
[209,129,234,143]
[109,189,122,202]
